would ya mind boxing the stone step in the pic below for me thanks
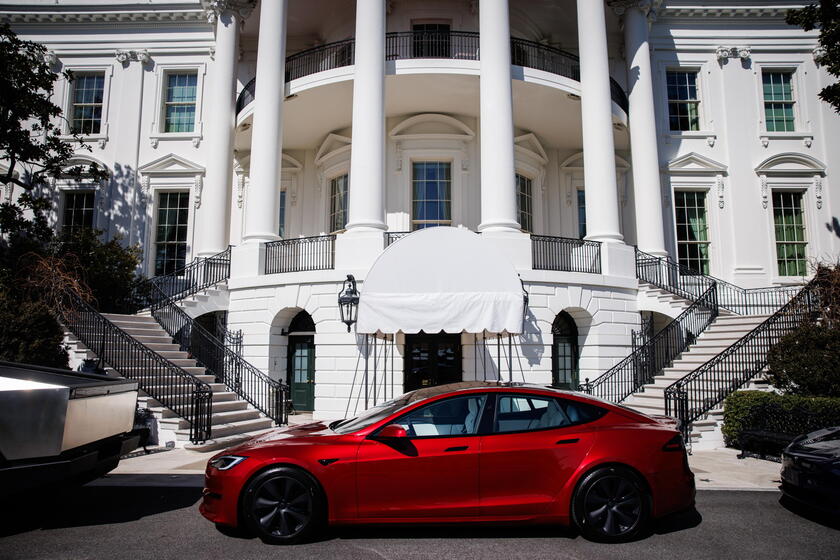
[183,427,273,453]
[160,408,263,430]
[138,390,238,405]
[102,313,158,324]
[131,334,176,345]
[176,417,274,442]
[119,326,170,336]
[143,342,182,352]
[143,382,227,394]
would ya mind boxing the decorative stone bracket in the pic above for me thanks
[115,49,151,66]
[715,46,751,62]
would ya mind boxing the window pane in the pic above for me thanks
[674,191,710,274]
[577,189,586,239]
[329,174,348,232]
[62,191,96,235]
[411,162,452,230]
[516,173,533,232]
[278,190,287,238]
[666,71,700,131]
[164,72,198,133]
[762,71,795,132]
[394,394,486,437]
[70,72,105,135]
[772,191,807,276]
[495,395,570,433]
[154,191,190,275]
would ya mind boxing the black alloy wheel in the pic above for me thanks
[572,466,650,542]
[241,467,324,544]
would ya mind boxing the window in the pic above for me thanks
[412,161,451,230]
[674,191,710,274]
[516,173,533,232]
[328,175,348,232]
[62,191,95,235]
[763,71,796,132]
[494,395,606,433]
[577,189,586,239]
[70,72,105,135]
[163,72,197,133]
[666,70,700,131]
[552,312,579,390]
[412,23,451,58]
[278,190,287,238]
[393,394,487,437]
[154,191,190,275]
[772,191,807,276]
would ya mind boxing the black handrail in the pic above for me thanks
[384,231,410,247]
[60,290,213,443]
[665,278,819,441]
[531,235,602,274]
[581,283,719,403]
[236,31,629,115]
[265,235,336,275]
[636,249,800,315]
[149,285,289,426]
[143,246,232,309]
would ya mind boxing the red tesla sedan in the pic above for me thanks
[200,382,695,544]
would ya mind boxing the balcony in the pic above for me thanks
[236,31,629,115]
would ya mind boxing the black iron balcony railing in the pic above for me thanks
[265,234,336,275]
[149,285,290,427]
[665,277,819,441]
[384,231,411,247]
[636,249,800,316]
[581,282,719,403]
[531,235,602,274]
[60,290,213,443]
[236,31,629,115]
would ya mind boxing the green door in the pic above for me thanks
[288,335,315,411]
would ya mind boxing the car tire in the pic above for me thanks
[571,465,650,543]
[240,466,326,545]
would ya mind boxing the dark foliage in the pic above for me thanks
[0,290,68,368]
[787,1,840,113]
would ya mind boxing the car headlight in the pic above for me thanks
[208,455,247,471]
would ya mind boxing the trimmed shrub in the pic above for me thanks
[766,322,840,398]
[723,391,840,453]
[0,291,68,368]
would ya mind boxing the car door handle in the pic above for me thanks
[556,438,580,445]
[444,446,469,452]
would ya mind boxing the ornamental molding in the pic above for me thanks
[717,174,725,209]
[201,0,256,24]
[813,46,827,67]
[815,176,823,210]
[193,175,203,209]
[115,49,150,65]
[608,0,662,20]
[760,174,769,209]
[42,50,58,68]
[659,7,791,19]
[715,46,751,62]
[665,152,728,176]
[0,9,207,24]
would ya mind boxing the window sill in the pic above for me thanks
[664,131,717,147]
[149,132,202,148]
[759,132,814,148]
[60,133,108,148]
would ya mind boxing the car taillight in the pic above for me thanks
[662,434,685,452]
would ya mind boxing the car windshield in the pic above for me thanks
[331,396,412,434]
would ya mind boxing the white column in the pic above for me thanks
[576,0,623,243]
[199,6,242,256]
[622,3,667,255]
[478,0,520,232]
[345,0,386,233]
[242,0,288,242]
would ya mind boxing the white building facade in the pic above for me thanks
[3,0,837,420]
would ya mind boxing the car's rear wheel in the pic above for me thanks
[240,466,325,545]
[571,465,650,543]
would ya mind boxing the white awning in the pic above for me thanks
[356,227,525,335]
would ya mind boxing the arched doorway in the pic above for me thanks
[551,311,579,389]
[287,310,316,411]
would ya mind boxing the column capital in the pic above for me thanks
[607,0,661,21]
[201,0,256,24]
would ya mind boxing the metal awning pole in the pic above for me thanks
[373,335,378,406]
[383,334,388,402]
[364,335,369,409]
[390,335,395,401]
[482,333,488,381]
[508,333,513,383]
[473,333,477,381]
[497,335,501,382]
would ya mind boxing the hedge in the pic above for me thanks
[722,391,840,453]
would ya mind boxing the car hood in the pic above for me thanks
[787,426,840,460]
[224,421,339,453]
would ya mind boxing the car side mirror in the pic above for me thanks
[377,424,408,439]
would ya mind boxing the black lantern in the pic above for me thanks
[338,274,360,332]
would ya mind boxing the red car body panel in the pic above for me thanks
[199,385,695,529]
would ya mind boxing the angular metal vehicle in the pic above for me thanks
[781,426,840,515]
[201,381,695,544]
[0,361,141,496]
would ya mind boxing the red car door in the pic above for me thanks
[355,393,487,519]
[479,393,599,517]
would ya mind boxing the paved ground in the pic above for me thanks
[0,476,837,560]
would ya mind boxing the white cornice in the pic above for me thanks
[658,5,805,19]
[0,7,207,25]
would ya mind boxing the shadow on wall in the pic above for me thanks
[827,217,840,239]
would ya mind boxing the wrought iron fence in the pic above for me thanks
[60,290,213,443]
[142,246,231,309]
[265,235,336,274]
[665,278,820,441]
[384,231,410,247]
[636,249,800,315]
[531,235,602,274]
[581,283,719,403]
[149,285,289,426]
[235,32,630,115]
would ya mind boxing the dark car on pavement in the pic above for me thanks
[780,426,840,514]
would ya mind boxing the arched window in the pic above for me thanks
[551,312,579,390]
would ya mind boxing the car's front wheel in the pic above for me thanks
[571,465,650,542]
[240,466,325,544]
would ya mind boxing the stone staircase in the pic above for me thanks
[622,314,770,440]
[63,312,274,452]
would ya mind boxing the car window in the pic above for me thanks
[393,394,487,437]
[495,395,570,433]
[560,399,607,425]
